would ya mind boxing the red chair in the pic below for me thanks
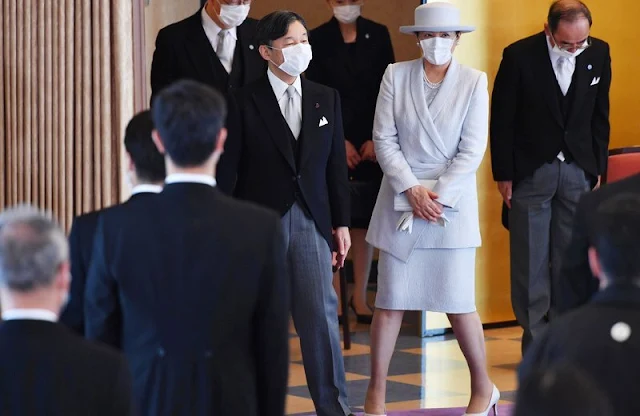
[603,147,640,184]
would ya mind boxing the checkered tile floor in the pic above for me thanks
[286,320,522,415]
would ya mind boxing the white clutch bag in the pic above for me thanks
[393,179,449,233]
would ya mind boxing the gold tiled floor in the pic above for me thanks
[286,320,522,415]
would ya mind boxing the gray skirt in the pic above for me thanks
[375,247,477,313]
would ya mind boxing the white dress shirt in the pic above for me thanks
[131,184,162,196]
[546,37,578,162]
[267,69,303,136]
[202,8,237,74]
[165,173,217,187]
[2,308,57,322]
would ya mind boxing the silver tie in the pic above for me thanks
[284,85,301,139]
[217,30,231,73]
[556,57,571,96]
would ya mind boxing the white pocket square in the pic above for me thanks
[318,116,328,127]
[590,77,600,86]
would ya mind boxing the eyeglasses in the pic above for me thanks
[222,0,252,5]
[552,34,591,52]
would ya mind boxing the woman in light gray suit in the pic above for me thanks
[363,3,499,416]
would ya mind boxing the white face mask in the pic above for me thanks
[333,5,361,24]
[217,1,250,28]
[551,37,587,59]
[420,37,454,66]
[271,43,313,77]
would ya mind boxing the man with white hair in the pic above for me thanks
[0,206,134,415]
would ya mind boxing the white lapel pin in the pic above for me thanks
[365,33,370,39]
[249,44,255,50]
[587,64,592,70]
[319,116,329,127]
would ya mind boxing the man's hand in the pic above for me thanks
[359,140,376,162]
[333,227,351,269]
[345,141,361,170]
[497,181,513,209]
[405,185,442,222]
[593,175,601,190]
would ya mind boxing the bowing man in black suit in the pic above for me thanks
[150,0,264,102]
[306,0,395,324]
[0,206,134,416]
[490,0,611,353]
[85,80,289,416]
[223,11,352,416]
[519,193,640,416]
[557,173,640,314]
[59,110,165,335]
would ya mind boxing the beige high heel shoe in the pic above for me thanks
[462,385,500,416]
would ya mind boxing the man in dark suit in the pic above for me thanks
[557,173,640,313]
[490,0,611,352]
[85,80,289,416]
[223,11,352,416]
[59,110,165,335]
[519,193,640,416]
[0,206,134,415]
[150,0,264,102]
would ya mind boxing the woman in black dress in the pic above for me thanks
[306,0,395,323]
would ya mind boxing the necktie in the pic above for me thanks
[556,57,571,96]
[217,30,231,73]
[284,85,301,139]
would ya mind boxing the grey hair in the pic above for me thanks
[0,205,68,292]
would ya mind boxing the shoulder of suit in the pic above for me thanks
[589,36,610,50]
[360,17,390,32]
[503,32,544,55]
[303,78,338,96]
[387,59,419,73]
[458,64,487,82]
[157,11,199,38]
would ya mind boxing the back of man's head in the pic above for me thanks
[0,206,69,310]
[590,193,640,286]
[124,110,166,183]
[151,80,227,168]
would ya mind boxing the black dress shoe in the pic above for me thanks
[349,297,373,324]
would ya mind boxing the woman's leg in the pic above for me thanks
[447,312,494,413]
[364,308,404,414]
[351,228,374,314]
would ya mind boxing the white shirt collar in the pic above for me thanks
[201,7,237,41]
[131,184,162,196]
[2,309,57,322]
[267,68,302,101]
[165,173,217,187]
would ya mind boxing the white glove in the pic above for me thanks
[396,212,450,234]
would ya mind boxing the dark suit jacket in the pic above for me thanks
[0,320,134,415]
[557,173,640,313]
[60,193,156,335]
[306,17,394,181]
[84,183,289,416]
[149,10,265,103]
[490,33,611,228]
[222,75,350,249]
[519,285,640,416]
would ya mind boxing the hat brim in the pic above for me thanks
[399,25,475,34]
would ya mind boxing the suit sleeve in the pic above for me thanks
[591,43,611,175]
[59,219,86,334]
[216,92,243,195]
[326,89,351,228]
[557,196,599,314]
[150,28,177,106]
[254,216,289,416]
[109,355,137,416]
[433,73,489,208]
[373,64,421,194]
[490,47,520,182]
[84,217,122,348]
[382,26,396,65]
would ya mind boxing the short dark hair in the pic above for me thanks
[515,364,613,416]
[151,80,227,167]
[548,0,592,33]
[124,110,165,183]
[256,10,308,47]
[591,193,640,284]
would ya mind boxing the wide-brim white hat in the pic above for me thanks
[400,2,475,34]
